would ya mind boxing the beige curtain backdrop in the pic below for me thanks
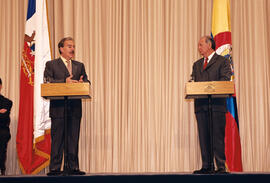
[0,0,269,175]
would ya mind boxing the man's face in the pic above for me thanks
[198,37,211,57]
[60,40,75,60]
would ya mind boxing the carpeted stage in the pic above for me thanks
[0,172,269,183]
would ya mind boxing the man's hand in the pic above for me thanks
[79,75,84,83]
[66,75,78,83]
[0,109,7,113]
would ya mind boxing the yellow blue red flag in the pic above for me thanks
[212,0,243,172]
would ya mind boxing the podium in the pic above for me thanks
[41,82,91,99]
[41,82,91,175]
[185,81,234,171]
[185,81,234,99]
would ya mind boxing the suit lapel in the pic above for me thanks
[57,58,70,77]
[200,58,205,72]
[71,60,78,77]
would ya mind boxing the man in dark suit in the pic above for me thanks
[44,37,89,176]
[191,36,232,174]
[0,78,13,176]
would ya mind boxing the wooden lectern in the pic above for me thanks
[185,81,234,171]
[41,82,91,175]
[185,81,234,99]
[41,82,91,99]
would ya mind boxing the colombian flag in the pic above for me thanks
[212,0,243,172]
[16,0,52,174]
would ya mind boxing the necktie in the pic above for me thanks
[67,60,72,74]
[203,57,208,70]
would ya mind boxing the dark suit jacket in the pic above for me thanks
[44,58,89,119]
[0,95,12,128]
[191,53,232,113]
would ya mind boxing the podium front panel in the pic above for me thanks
[41,83,91,99]
[185,81,234,99]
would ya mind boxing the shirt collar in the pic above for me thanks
[61,55,70,62]
[206,51,215,63]
[60,56,71,66]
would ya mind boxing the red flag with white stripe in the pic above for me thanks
[17,0,52,174]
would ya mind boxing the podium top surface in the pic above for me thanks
[41,82,91,99]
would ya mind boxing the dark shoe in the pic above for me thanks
[68,169,86,175]
[0,169,5,176]
[215,168,229,174]
[193,168,214,174]
[47,170,63,176]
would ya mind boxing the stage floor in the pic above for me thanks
[1,172,269,183]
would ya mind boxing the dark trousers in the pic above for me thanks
[49,117,81,171]
[0,128,11,171]
[195,111,226,169]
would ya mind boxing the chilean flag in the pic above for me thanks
[16,0,52,174]
[212,0,243,172]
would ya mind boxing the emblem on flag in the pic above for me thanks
[22,31,36,85]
